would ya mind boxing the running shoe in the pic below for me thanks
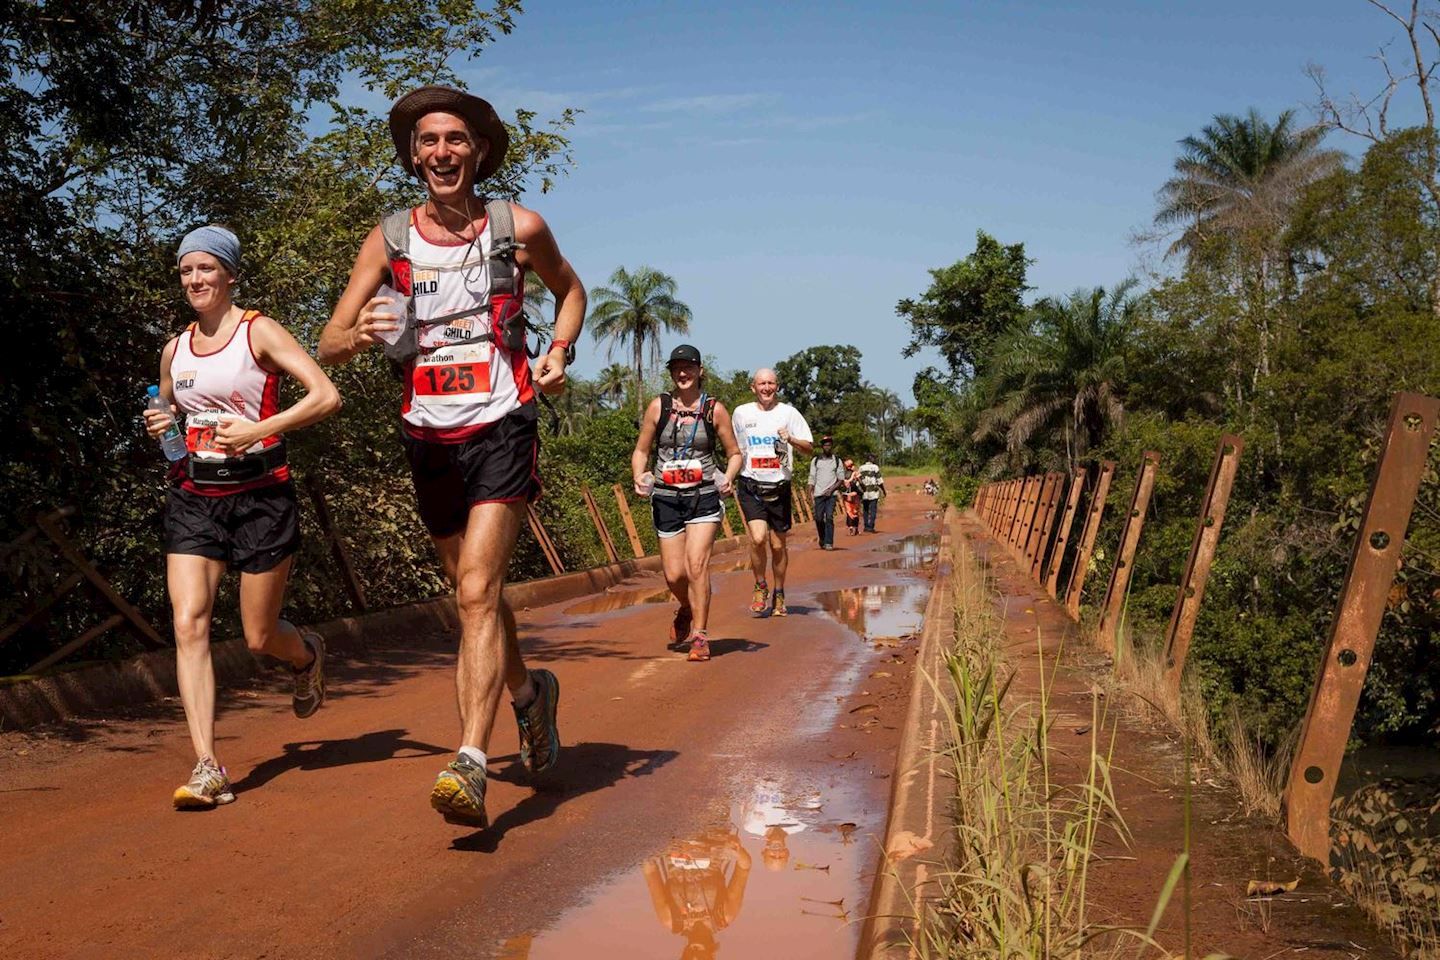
[292,630,326,719]
[669,606,693,650]
[772,590,788,617]
[173,757,235,809]
[750,580,769,614]
[687,632,711,662]
[430,754,488,828]
[513,668,561,776]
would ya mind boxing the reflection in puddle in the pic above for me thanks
[818,583,928,640]
[878,534,939,559]
[643,825,751,957]
[866,534,938,572]
[518,779,866,958]
[564,587,673,615]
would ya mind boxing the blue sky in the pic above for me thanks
[449,0,1422,401]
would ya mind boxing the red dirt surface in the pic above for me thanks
[0,484,941,960]
[958,511,1397,960]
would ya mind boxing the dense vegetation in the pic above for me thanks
[912,116,1440,750]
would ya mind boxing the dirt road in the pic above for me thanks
[0,484,942,960]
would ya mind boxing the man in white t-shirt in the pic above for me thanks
[731,367,813,617]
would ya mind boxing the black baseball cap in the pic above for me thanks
[821,434,833,442]
[667,344,702,366]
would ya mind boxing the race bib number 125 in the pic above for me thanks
[412,345,492,405]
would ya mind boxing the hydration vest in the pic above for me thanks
[377,199,531,367]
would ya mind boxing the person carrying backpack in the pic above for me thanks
[858,459,887,533]
[840,459,862,536]
[807,435,844,550]
[632,345,742,661]
[319,85,586,830]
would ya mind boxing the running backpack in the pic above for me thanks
[657,392,717,439]
[377,198,529,366]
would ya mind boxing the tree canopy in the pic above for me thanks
[897,230,1032,382]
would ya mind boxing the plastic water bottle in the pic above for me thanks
[637,471,655,498]
[147,385,187,461]
[372,284,407,345]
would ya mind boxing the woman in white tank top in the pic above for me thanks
[142,225,342,810]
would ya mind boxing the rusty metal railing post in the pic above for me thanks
[1030,472,1067,582]
[1003,479,1018,537]
[1045,468,1087,599]
[611,484,648,559]
[1014,475,1042,551]
[1095,452,1160,653]
[1006,476,1027,547]
[1021,473,1054,569]
[1022,472,1057,574]
[1064,461,1116,619]
[1003,478,1024,545]
[1284,392,1440,861]
[1163,435,1244,692]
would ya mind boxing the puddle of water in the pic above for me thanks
[564,587,674,616]
[516,778,869,959]
[817,583,928,641]
[877,533,939,560]
[864,534,939,572]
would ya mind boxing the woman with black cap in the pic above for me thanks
[632,344,742,661]
[143,224,342,809]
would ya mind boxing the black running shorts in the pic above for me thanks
[738,477,792,533]
[164,481,301,574]
[402,404,541,538]
[651,486,724,537]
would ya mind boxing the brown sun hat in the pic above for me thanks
[388,85,510,182]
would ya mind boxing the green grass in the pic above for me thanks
[907,539,1225,959]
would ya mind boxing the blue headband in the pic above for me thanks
[177,225,241,274]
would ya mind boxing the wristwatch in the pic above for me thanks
[549,338,575,364]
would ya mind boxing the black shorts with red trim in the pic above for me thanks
[164,480,301,574]
[402,403,541,538]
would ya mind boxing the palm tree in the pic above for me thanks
[975,282,1143,468]
[524,272,555,341]
[593,362,631,410]
[1155,108,1343,261]
[587,266,692,418]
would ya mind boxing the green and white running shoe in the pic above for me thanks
[430,755,488,828]
[513,668,561,776]
[173,757,235,810]
[292,630,326,719]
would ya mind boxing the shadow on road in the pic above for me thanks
[705,638,769,657]
[232,727,450,793]
[453,741,678,853]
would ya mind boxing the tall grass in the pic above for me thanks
[912,542,1197,959]
[1110,628,1289,822]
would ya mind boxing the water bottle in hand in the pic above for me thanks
[147,385,187,461]
[372,284,407,345]
[637,472,655,499]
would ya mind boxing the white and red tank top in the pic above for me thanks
[399,209,535,442]
[169,309,287,495]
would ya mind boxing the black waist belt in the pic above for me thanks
[741,476,789,500]
[186,441,287,486]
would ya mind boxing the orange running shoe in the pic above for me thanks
[772,589,788,617]
[687,632,711,662]
[750,580,769,614]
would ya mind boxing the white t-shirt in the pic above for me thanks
[732,401,813,483]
